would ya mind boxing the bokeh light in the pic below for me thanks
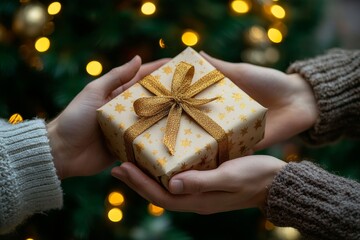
[148,203,165,216]
[231,0,250,14]
[48,2,61,15]
[108,208,123,222]
[86,60,103,76]
[270,5,286,19]
[141,2,156,15]
[8,113,23,124]
[181,30,199,46]
[35,37,50,52]
[267,28,283,43]
[108,191,124,206]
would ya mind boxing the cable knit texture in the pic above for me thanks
[265,161,360,240]
[265,49,360,239]
[287,49,360,145]
[0,119,63,234]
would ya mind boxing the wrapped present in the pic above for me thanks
[97,47,267,188]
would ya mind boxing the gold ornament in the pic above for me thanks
[12,2,48,37]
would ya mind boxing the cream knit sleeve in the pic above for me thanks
[0,119,63,234]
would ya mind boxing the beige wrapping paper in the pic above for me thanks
[97,47,267,187]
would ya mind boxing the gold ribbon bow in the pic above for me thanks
[124,61,229,164]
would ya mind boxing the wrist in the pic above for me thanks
[47,118,67,180]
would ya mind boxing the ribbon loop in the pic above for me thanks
[124,61,229,164]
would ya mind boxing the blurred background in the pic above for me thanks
[0,0,359,239]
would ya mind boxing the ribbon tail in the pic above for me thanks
[124,110,169,162]
[182,104,229,164]
[163,104,182,155]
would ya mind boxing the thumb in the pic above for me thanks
[169,168,228,194]
[95,55,142,96]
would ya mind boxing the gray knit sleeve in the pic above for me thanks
[264,161,360,240]
[287,49,360,145]
[0,119,63,234]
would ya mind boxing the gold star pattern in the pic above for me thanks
[240,127,248,136]
[195,147,202,154]
[107,114,115,121]
[152,150,158,155]
[143,132,151,139]
[254,119,263,130]
[184,128,192,135]
[205,144,212,151]
[115,104,125,113]
[122,90,132,99]
[153,74,161,81]
[135,142,144,153]
[226,106,234,112]
[181,138,192,147]
[118,122,125,130]
[239,103,246,109]
[218,113,225,120]
[156,157,167,167]
[232,93,242,102]
[162,66,173,75]
[239,114,247,121]
[217,79,226,86]
[198,59,204,65]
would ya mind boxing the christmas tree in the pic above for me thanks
[1,0,359,239]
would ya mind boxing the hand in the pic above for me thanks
[200,51,318,150]
[111,155,286,213]
[47,56,169,179]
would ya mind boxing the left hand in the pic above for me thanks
[47,56,169,179]
[111,155,286,214]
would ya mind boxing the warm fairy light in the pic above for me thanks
[25,238,34,240]
[8,113,23,124]
[267,28,283,43]
[264,220,275,231]
[230,0,250,14]
[247,26,267,44]
[148,203,165,216]
[108,207,123,222]
[181,30,199,46]
[273,227,301,240]
[141,2,156,15]
[270,5,286,19]
[108,192,124,206]
[86,60,103,76]
[159,38,166,48]
[48,2,62,15]
[35,37,50,52]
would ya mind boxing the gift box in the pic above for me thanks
[97,47,267,188]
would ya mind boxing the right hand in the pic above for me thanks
[200,51,318,151]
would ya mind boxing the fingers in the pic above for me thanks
[169,167,231,194]
[94,56,142,96]
[110,58,170,97]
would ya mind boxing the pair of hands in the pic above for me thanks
[48,51,318,213]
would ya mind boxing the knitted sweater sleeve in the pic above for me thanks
[0,119,63,234]
[264,49,360,239]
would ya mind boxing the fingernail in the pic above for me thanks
[170,179,183,194]
[111,168,123,180]
[128,55,140,64]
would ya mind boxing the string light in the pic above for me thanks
[264,220,275,231]
[86,60,103,76]
[181,30,199,46]
[25,238,34,240]
[273,227,301,240]
[108,191,124,206]
[48,2,62,15]
[270,5,286,19]
[108,207,123,222]
[35,37,50,52]
[159,38,166,48]
[267,28,283,43]
[8,113,23,124]
[141,2,156,15]
[148,203,165,216]
[230,0,251,14]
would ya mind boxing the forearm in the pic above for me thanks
[0,119,63,234]
[264,161,360,240]
[287,49,360,145]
